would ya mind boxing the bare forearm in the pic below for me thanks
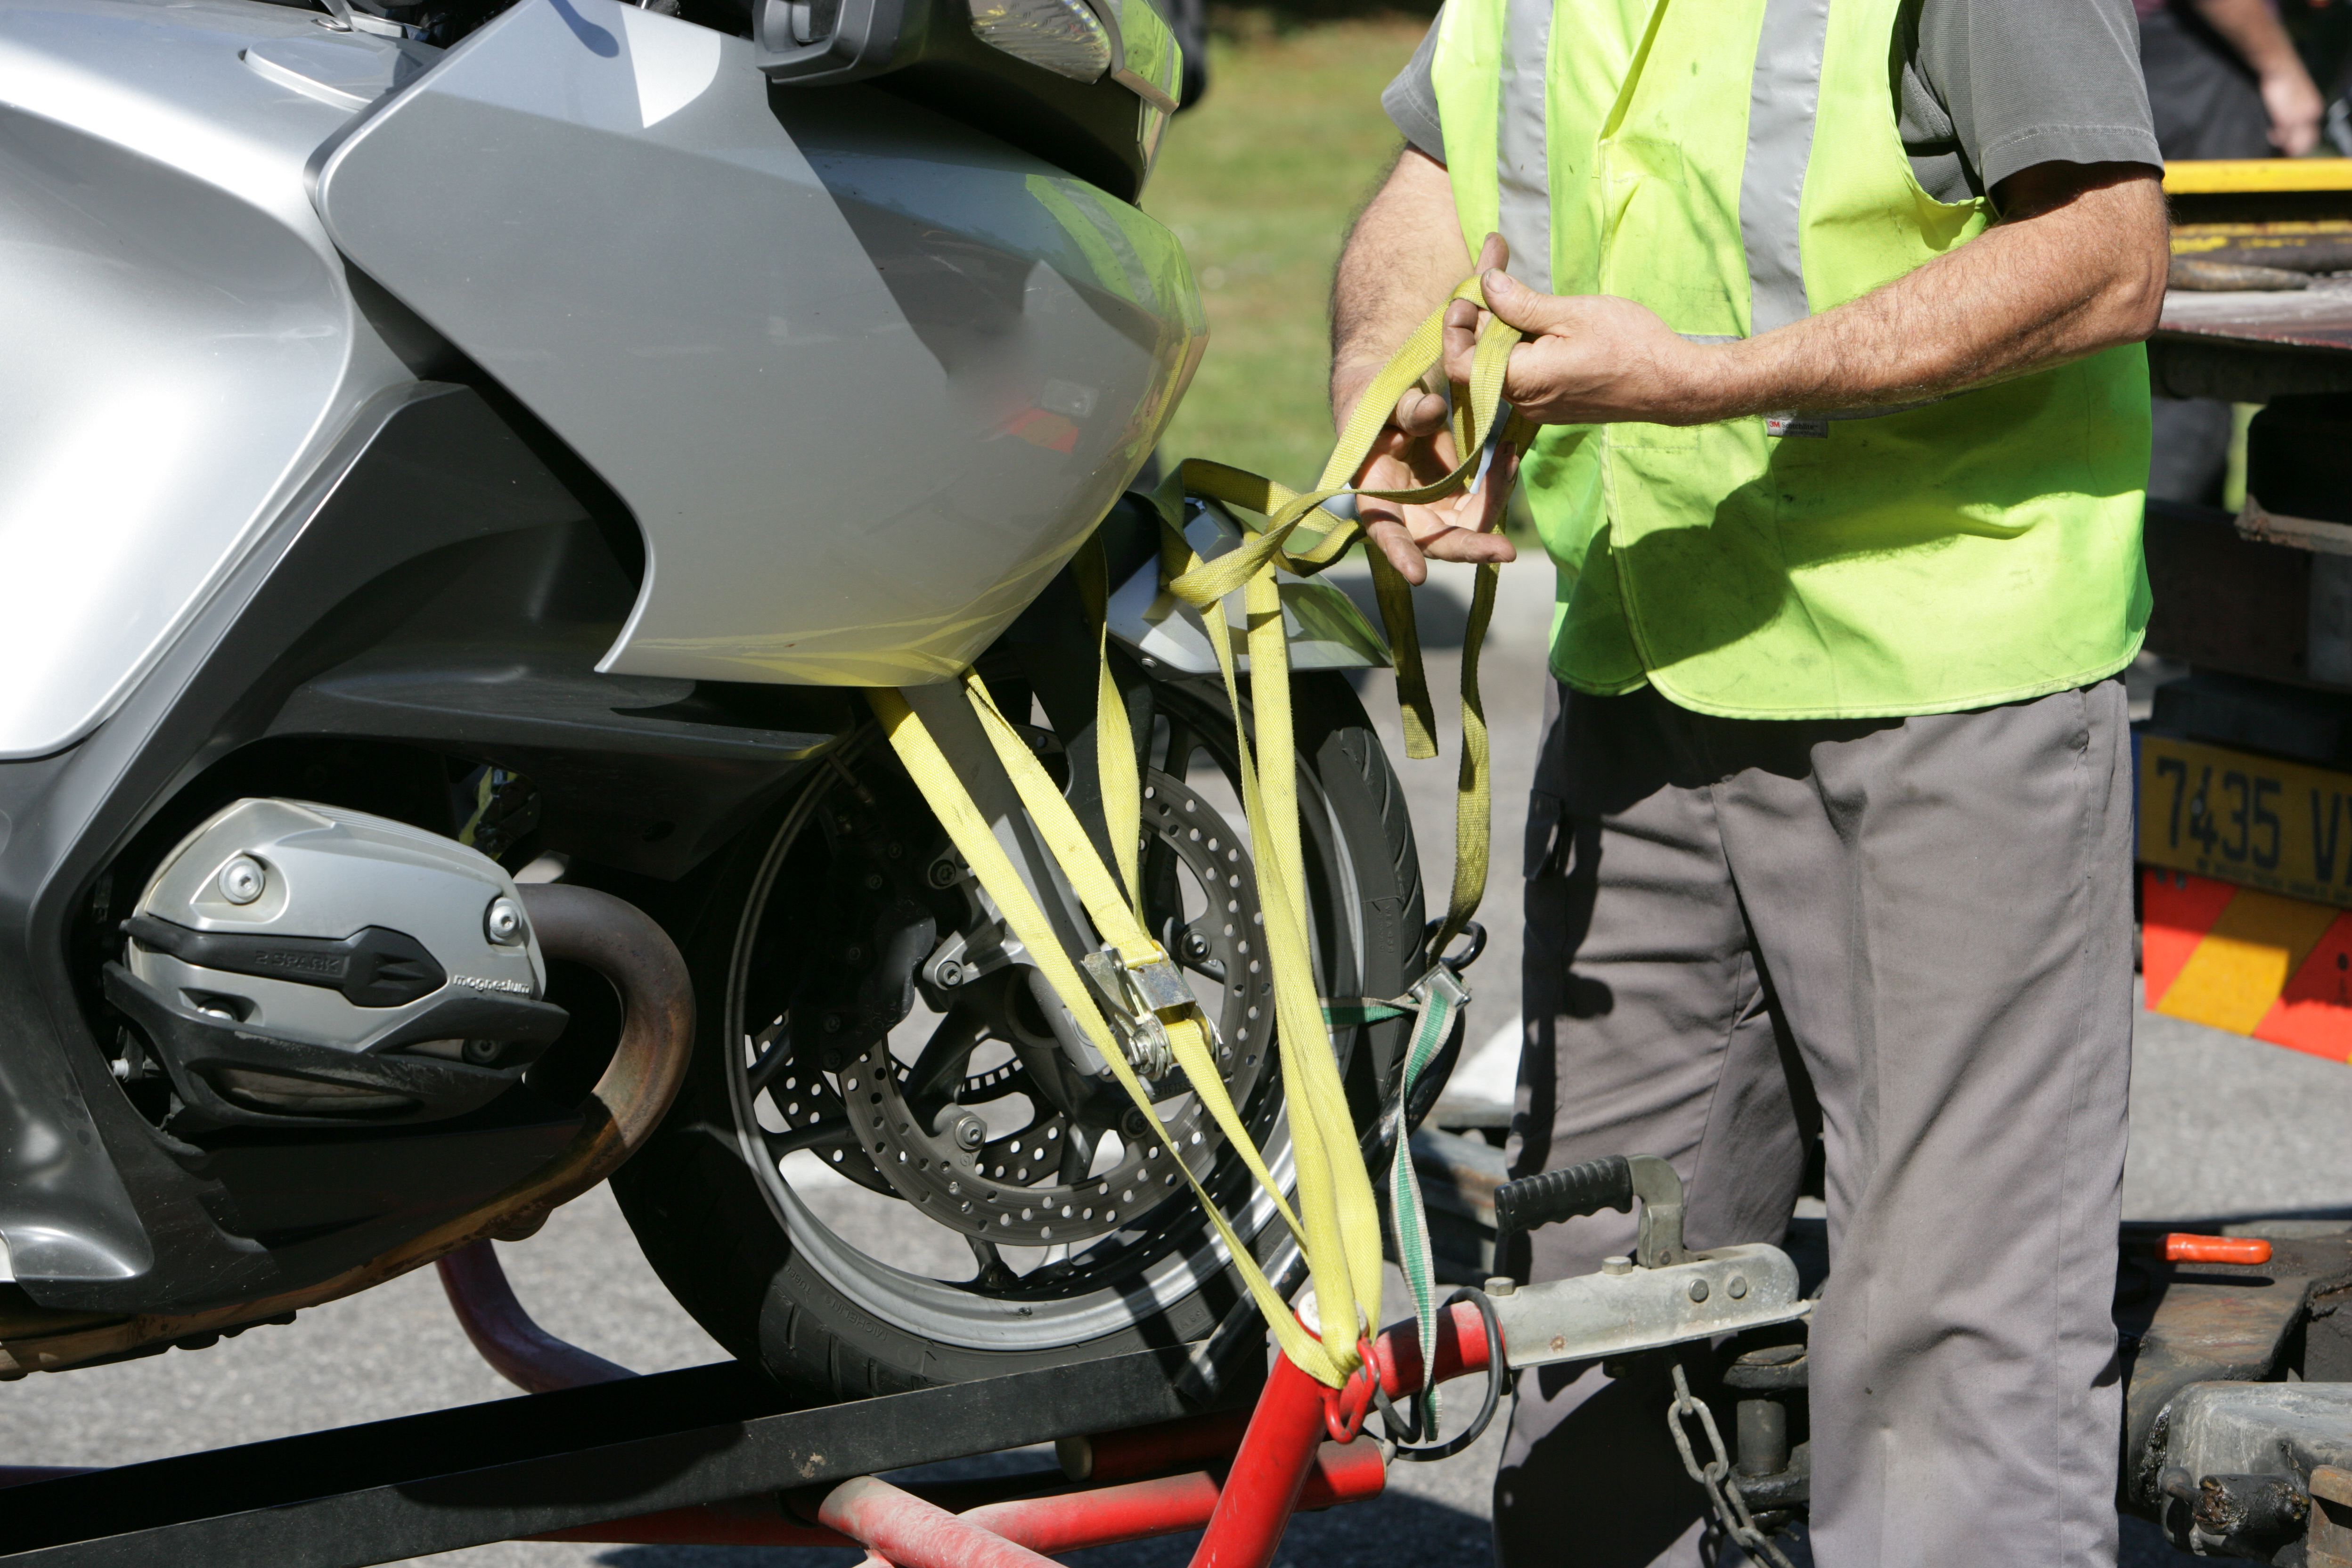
[1689,165,2167,420]
[1449,162,2168,430]
[1330,147,1470,413]
[1328,145,1515,582]
[2189,0,2325,152]
[2191,0,2305,79]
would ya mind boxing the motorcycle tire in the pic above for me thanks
[611,669,1425,1399]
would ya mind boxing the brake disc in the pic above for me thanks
[839,770,1274,1246]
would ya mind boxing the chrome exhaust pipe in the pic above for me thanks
[472,883,696,1241]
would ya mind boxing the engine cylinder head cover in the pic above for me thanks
[107,799,568,1130]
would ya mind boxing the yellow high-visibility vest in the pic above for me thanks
[1430,0,2150,719]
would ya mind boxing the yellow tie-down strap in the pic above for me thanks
[871,276,1519,1388]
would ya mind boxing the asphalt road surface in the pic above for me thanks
[2,555,2346,1568]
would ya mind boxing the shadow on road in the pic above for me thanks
[590,1486,1495,1568]
[2135,1206,2352,1233]
[591,1501,2187,1567]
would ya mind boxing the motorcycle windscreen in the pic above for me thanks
[313,0,1206,688]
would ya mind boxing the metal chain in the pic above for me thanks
[1666,1361,1797,1568]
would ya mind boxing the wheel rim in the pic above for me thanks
[720,688,1363,1353]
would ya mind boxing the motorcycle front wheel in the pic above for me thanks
[612,668,1423,1398]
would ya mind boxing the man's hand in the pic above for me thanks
[1341,233,1520,585]
[1441,160,2166,428]
[1439,282,1725,426]
[2259,61,2327,155]
[1329,149,1518,586]
[2191,0,2326,154]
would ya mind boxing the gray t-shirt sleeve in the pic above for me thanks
[1380,0,2161,202]
[1902,0,2162,202]
[1382,10,1448,164]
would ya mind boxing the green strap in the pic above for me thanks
[1388,962,1470,1436]
[1322,998,1417,1027]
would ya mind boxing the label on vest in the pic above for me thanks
[1764,414,1829,439]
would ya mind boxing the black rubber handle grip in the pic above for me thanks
[1492,1156,1634,1238]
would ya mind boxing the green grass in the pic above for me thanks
[1143,16,1433,491]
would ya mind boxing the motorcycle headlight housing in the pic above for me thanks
[756,0,1181,201]
[966,0,1111,83]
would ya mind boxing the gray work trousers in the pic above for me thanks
[1492,680,2134,1568]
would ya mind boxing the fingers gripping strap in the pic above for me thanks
[1166,275,1516,777]
[1318,276,1518,496]
[1165,277,1521,607]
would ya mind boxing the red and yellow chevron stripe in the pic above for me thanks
[2143,867,2352,1062]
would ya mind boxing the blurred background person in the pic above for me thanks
[2142,0,2326,502]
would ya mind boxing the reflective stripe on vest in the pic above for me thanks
[1741,0,1828,333]
[1494,0,1553,292]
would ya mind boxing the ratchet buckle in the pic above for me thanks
[1078,944,1192,1079]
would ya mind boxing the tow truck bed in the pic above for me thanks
[0,1348,1199,1567]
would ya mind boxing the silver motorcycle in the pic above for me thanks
[0,0,1436,1397]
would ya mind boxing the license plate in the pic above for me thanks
[2139,732,2352,910]
[2140,733,2352,1060]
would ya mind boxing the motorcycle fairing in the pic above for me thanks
[0,0,422,759]
[312,0,1207,690]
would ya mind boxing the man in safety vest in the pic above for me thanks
[1329,0,2167,1562]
